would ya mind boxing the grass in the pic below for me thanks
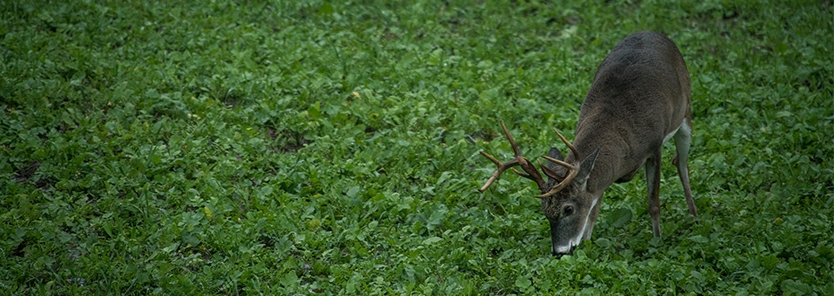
[1,0,833,294]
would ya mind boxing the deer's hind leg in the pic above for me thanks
[645,148,663,237]
[672,120,697,216]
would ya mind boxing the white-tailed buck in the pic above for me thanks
[478,31,697,257]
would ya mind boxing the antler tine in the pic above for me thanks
[538,158,563,181]
[536,155,579,198]
[510,168,529,178]
[479,150,503,166]
[501,122,547,188]
[500,122,540,174]
[536,168,578,198]
[553,127,580,159]
[500,121,522,157]
[510,157,541,179]
[478,150,520,192]
[478,122,547,192]
[541,155,575,170]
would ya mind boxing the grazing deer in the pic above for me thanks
[478,31,697,257]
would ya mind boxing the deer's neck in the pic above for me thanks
[569,123,638,194]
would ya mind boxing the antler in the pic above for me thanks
[478,122,581,199]
[478,121,546,192]
[536,127,580,198]
[553,127,580,159]
[538,155,577,198]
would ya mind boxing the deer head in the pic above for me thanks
[479,121,600,257]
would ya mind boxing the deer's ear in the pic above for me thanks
[575,148,600,190]
[545,147,567,181]
[547,147,564,161]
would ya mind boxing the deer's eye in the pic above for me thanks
[564,206,574,216]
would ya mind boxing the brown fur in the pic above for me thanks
[571,31,691,192]
[542,31,697,253]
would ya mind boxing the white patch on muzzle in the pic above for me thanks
[554,197,599,254]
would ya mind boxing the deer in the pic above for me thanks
[478,31,697,257]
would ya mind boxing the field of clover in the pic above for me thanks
[1,0,832,294]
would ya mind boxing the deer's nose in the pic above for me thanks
[552,245,576,257]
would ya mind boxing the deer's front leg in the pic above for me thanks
[645,150,663,237]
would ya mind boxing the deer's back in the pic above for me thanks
[570,31,691,186]
[577,31,690,148]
